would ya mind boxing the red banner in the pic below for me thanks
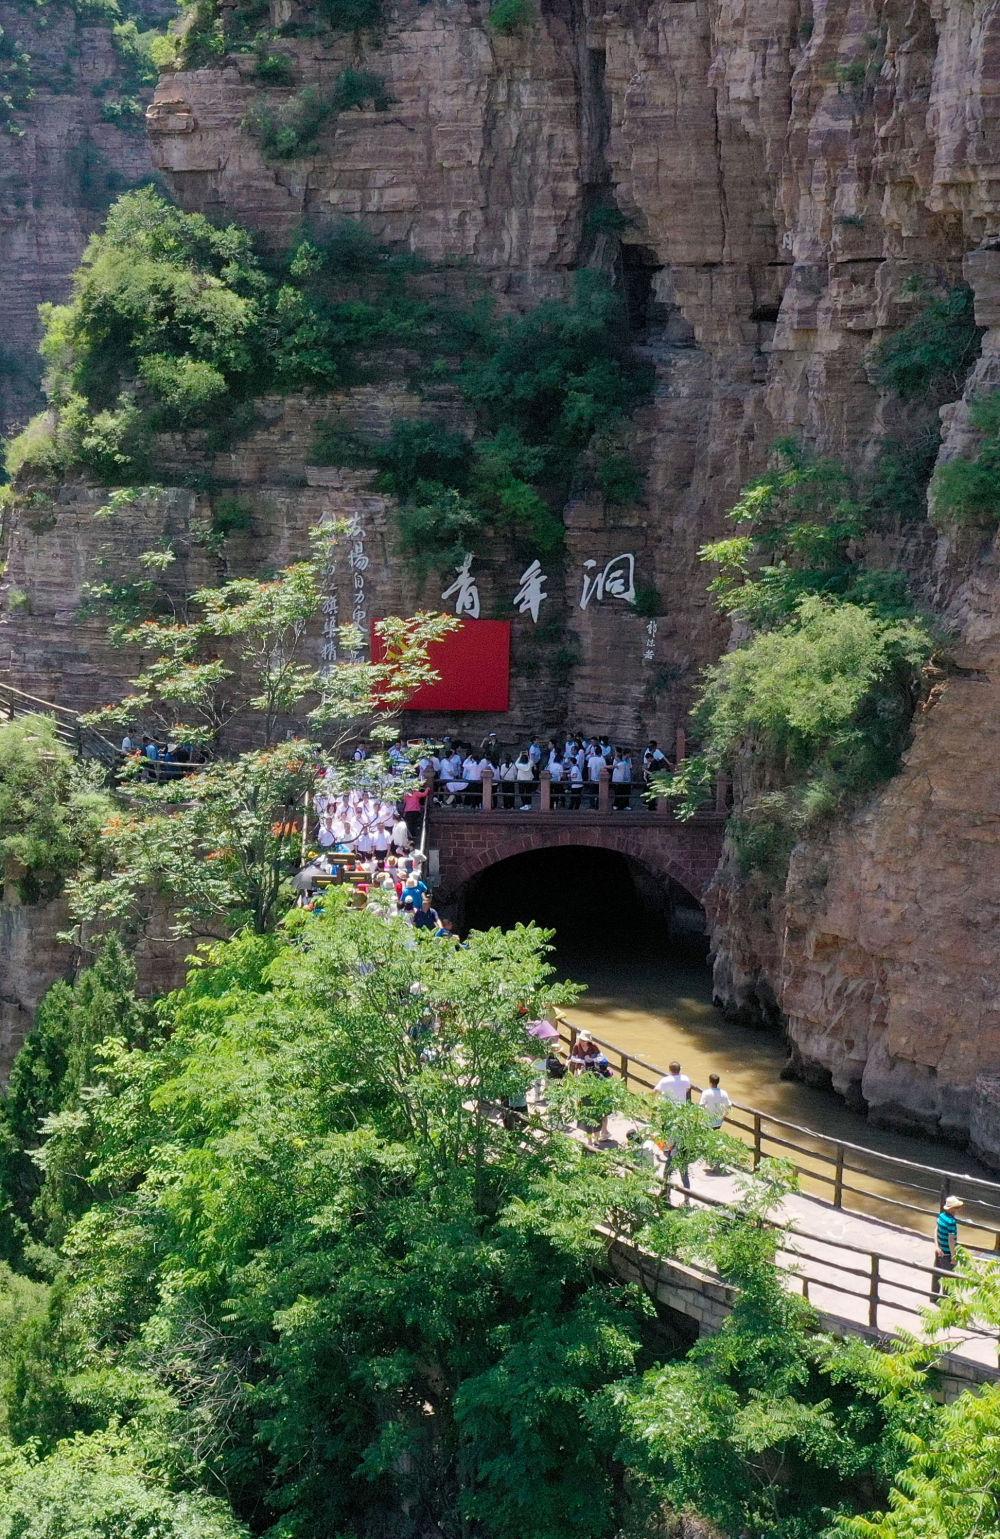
[371,618,511,712]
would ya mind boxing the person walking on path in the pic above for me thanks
[932,1194,962,1295]
[654,1061,692,1104]
[700,1073,732,1130]
[700,1072,733,1174]
[654,1062,692,1196]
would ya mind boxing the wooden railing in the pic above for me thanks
[556,1017,1000,1252]
[608,1193,1000,1367]
[428,768,728,817]
[0,677,124,767]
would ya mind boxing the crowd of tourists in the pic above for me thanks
[119,732,208,779]
[406,732,674,810]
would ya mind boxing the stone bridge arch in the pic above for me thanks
[430,810,724,912]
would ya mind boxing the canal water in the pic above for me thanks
[555,940,996,1241]
[463,841,999,1242]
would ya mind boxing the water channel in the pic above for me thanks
[463,843,998,1243]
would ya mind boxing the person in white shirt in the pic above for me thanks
[699,1073,732,1129]
[463,754,481,783]
[586,750,605,782]
[568,759,583,810]
[121,734,134,753]
[391,816,410,853]
[611,750,631,810]
[654,1061,693,1104]
[547,756,563,808]
[514,752,534,810]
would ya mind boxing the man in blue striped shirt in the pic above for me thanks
[932,1194,962,1295]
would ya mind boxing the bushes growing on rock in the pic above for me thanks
[247,72,393,160]
[870,284,980,402]
[663,441,935,875]
[13,188,648,563]
[0,716,109,905]
[931,391,1000,528]
[489,0,534,34]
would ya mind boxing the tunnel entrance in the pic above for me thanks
[461,845,707,960]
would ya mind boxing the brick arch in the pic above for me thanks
[433,817,722,910]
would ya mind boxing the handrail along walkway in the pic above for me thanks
[555,1014,1000,1249]
[556,1015,1000,1365]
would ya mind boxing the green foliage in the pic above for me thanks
[871,285,981,402]
[0,938,147,1249]
[3,902,1000,1539]
[72,574,456,935]
[246,84,334,159]
[659,437,937,866]
[609,1173,907,1538]
[246,63,389,153]
[17,188,647,570]
[596,446,643,504]
[330,65,392,112]
[631,582,663,617]
[0,716,109,904]
[0,1434,250,1539]
[489,0,534,34]
[679,595,931,865]
[252,44,294,84]
[583,198,632,238]
[931,390,1000,528]
[394,273,650,562]
[317,0,382,27]
[0,24,33,133]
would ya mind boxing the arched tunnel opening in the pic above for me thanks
[459,846,714,1064]
[461,845,708,965]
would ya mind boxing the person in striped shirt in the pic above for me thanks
[932,1193,962,1295]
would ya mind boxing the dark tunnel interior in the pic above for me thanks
[460,845,707,961]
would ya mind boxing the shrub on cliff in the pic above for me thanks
[0,716,109,905]
[870,283,981,403]
[665,596,933,875]
[489,0,534,34]
[931,390,1000,528]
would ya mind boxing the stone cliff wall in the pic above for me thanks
[0,0,163,436]
[2,0,999,1148]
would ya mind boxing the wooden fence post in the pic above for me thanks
[598,767,611,813]
[868,1253,879,1328]
[752,1112,762,1170]
[539,770,551,812]
[481,768,493,811]
[833,1145,845,1209]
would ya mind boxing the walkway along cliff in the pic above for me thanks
[0,0,998,1159]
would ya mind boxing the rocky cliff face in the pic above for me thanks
[0,0,162,435]
[2,0,999,1150]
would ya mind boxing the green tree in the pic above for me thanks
[606,1165,912,1538]
[0,1433,249,1539]
[0,936,146,1246]
[835,1259,1000,1539]
[0,716,110,904]
[69,594,456,938]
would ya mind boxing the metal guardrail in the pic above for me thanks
[555,1017,1000,1252]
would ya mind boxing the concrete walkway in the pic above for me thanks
[593,1112,999,1375]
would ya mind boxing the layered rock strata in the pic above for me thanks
[1,0,999,1152]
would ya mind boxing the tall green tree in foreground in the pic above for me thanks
[8,905,984,1539]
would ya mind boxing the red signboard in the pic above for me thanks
[371,618,511,712]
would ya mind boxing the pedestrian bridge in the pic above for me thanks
[428,777,727,911]
[557,1021,1000,1396]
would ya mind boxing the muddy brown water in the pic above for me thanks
[554,945,1000,1246]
